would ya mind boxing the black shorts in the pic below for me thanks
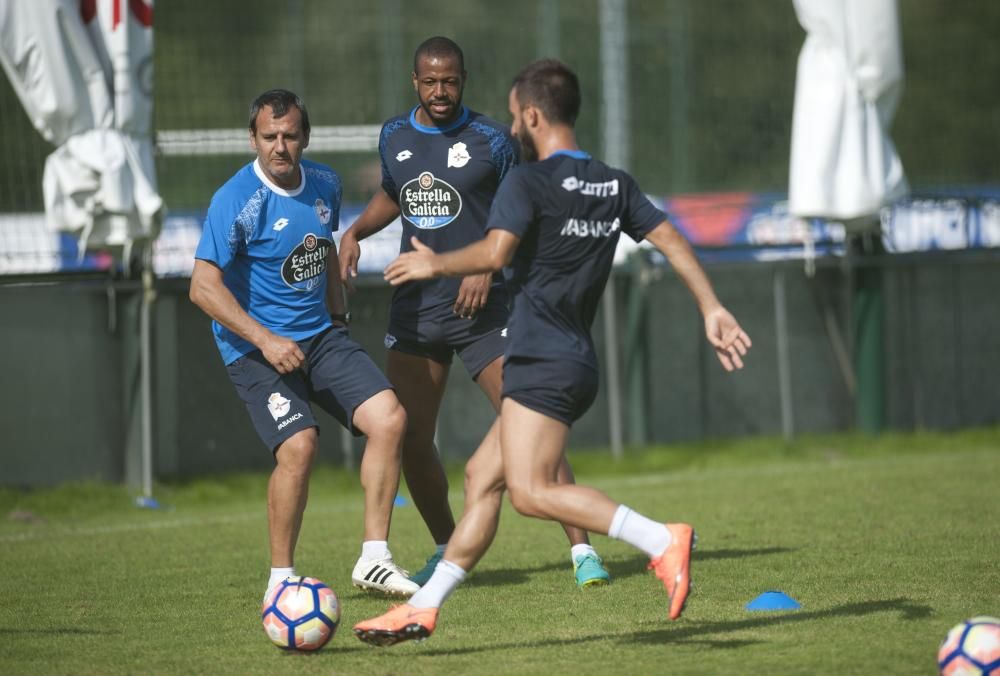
[385,295,508,379]
[501,356,599,427]
[226,326,392,452]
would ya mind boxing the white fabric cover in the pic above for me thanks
[0,0,161,253]
[789,0,908,220]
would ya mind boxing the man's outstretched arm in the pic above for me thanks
[643,221,752,371]
[383,230,521,285]
[338,188,401,291]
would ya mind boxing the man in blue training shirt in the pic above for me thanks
[190,89,418,602]
[338,36,610,588]
[354,59,753,645]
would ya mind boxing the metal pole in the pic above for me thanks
[773,267,794,441]
[340,425,354,471]
[140,250,155,497]
[599,0,629,459]
[666,0,690,189]
[602,282,624,460]
[287,0,306,98]
[852,232,885,434]
[600,0,630,171]
[537,0,561,58]
[378,0,403,121]
[625,254,648,446]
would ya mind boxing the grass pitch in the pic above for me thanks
[1,428,998,674]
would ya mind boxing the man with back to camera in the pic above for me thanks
[338,37,611,588]
[353,59,752,645]
[189,89,419,602]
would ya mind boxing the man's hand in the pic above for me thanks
[260,333,306,374]
[453,273,492,319]
[384,237,439,286]
[704,306,752,371]
[338,232,361,293]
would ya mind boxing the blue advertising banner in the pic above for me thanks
[3,189,999,276]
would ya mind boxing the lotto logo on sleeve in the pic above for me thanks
[561,176,619,197]
[400,172,462,229]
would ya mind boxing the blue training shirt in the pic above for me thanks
[486,150,665,369]
[378,105,518,320]
[195,158,342,364]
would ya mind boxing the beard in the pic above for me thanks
[419,90,463,124]
[516,128,539,163]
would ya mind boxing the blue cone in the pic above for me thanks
[135,496,161,509]
[746,590,801,611]
[393,494,408,507]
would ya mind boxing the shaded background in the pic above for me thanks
[1,0,998,486]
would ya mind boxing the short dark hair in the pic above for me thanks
[248,89,310,137]
[413,36,465,73]
[512,59,581,126]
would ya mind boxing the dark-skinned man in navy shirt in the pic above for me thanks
[338,37,610,589]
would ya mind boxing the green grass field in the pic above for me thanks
[2,428,998,675]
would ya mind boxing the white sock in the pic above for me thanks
[571,544,597,563]
[408,559,466,609]
[607,505,672,558]
[267,566,296,595]
[360,540,391,562]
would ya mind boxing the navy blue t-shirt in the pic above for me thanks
[379,106,518,320]
[486,150,665,369]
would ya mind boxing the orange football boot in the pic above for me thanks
[353,604,439,647]
[648,523,695,620]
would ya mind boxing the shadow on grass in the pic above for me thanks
[628,597,933,645]
[611,546,797,582]
[460,546,795,589]
[0,627,120,635]
[462,560,568,588]
[376,597,931,658]
[696,546,795,562]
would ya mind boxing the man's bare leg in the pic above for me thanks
[500,399,692,620]
[264,427,318,599]
[386,350,455,545]
[268,427,319,567]
[353,399,695,644]
[349,388,419,596]
[474,359,600,553]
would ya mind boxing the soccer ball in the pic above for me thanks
[261,576,340,651]
[938,616,1000,675]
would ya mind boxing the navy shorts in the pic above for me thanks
[226,326,392,452]
[501,356,599,427]
[385,294,508,379]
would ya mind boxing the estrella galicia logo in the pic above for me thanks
[281,233,331,291]
[400,171,462,229]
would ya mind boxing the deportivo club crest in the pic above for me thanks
[447,141,471,168]
[314,199,331,225]
[267,392,291,420]
[281,233,331,291]
[400,171,462,229]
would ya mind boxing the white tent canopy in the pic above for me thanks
[789,0,908,221]
[0,0,161,254]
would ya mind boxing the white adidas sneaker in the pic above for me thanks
[351,557,419,596]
